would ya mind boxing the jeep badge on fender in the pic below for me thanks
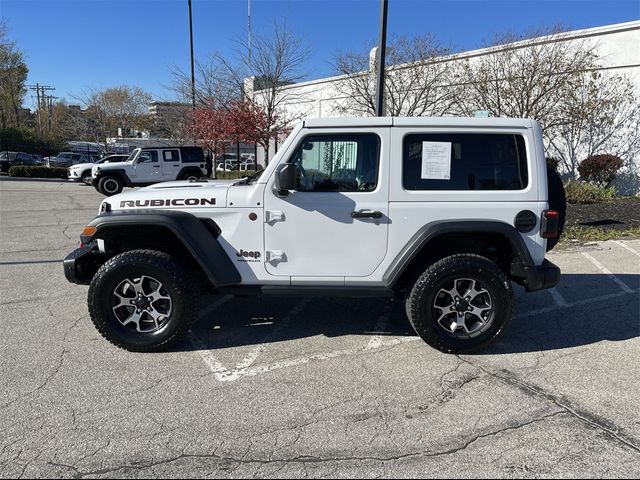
[64,117,563,354]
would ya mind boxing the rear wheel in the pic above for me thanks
[179,171,200,182]
[407,254,513,353]
[98,175,123,196]
[88,249,197,352]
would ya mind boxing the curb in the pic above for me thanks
[0,176,70,183]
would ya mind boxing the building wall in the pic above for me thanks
[250,21,640,185]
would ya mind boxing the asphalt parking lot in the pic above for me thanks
[1,179,639,478]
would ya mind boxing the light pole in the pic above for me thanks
[375,0,388,117]
[188,0,196,110]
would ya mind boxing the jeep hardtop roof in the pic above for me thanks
[303,117,534,129]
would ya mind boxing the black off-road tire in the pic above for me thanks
[87,249,197,352]
[179,170,201,182]
[82,170,93,185]
[98,175,123,196]
[546,167,566,251]
[407,254,513,354]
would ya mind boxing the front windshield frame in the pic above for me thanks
[127,148,141,163]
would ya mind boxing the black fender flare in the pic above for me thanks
[95,169,132,186]
[177,167,204,180]
[81,210,241,287]
[383,220,536,287]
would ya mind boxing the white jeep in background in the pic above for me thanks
[64,117,565,354]
[91,146,209,196]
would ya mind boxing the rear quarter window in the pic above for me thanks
[403,133,528,191]
[180,147,204,163]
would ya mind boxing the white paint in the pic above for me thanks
[581,252,633,293]
[613,240,640,258]
[366,303,393,350]
[198,294,233,319]
[515,288,639,319]
[548,287,568,307]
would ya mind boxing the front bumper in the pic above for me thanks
[523,259,561,292]
[63,242,105,285]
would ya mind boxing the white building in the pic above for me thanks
[248,20,640,185]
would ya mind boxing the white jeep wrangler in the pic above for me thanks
[64,117,564,353]
[91,146,210,196]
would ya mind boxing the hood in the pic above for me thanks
[93,161,129,172]
[101,180,234,212]
[69,162,94,171]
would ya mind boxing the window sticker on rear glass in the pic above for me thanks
[421,141,452,180]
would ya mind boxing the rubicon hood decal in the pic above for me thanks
[120,198,216,208]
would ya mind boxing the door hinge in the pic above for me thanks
[266,250,286,265]
[265,210,285,224]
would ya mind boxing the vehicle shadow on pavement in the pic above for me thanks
[483,273,639,355]
[176,273,638,355]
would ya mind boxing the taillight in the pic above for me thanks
[541,210,559,238]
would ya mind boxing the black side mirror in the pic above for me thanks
[274,163,298,195]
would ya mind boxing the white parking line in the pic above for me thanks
[548,287,568,307]
[197,294,233,319]
[613,240,640,258]
[366,302,394,350]
[192,298,310,382]
[516,287,639,319]
[581,252,633,293]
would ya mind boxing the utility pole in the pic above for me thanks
[374,0,389,117]
[45,94,58,133]
[26,84,55,137]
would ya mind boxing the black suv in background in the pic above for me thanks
[0,151,36,173]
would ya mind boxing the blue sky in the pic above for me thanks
[2,0,638,108]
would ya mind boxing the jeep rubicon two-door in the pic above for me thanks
[64,117,564,354]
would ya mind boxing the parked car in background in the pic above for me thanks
[0,151,36,173]
[30,154,45,165]
[216,160,237,172]
[48,152,93,168]
[68,154,130,185]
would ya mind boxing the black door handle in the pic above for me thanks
[351,210,382,219]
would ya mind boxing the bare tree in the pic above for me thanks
[169,58,236,108]
[546,71,640,176]
[457,26,599,130]
[334,34,458,117]
[72,86,152,146]
[214,20,311,165]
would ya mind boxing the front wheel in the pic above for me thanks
[406,254,513,353]
[87,249,197,352]
[98,176,123,196]
[82,171,93,185]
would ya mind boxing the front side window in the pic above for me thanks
[403,133,528,191]
[289,134,380,192]
[138,151,159,164]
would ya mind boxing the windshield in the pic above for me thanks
[127,149,140,163]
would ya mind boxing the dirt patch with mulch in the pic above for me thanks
[566,196,640,231]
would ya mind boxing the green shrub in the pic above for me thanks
[577,154,623,187]
[213,170,260,180]
[8,166,68,179]
[565,180,617,204]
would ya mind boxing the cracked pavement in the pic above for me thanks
[0,179,639,478]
